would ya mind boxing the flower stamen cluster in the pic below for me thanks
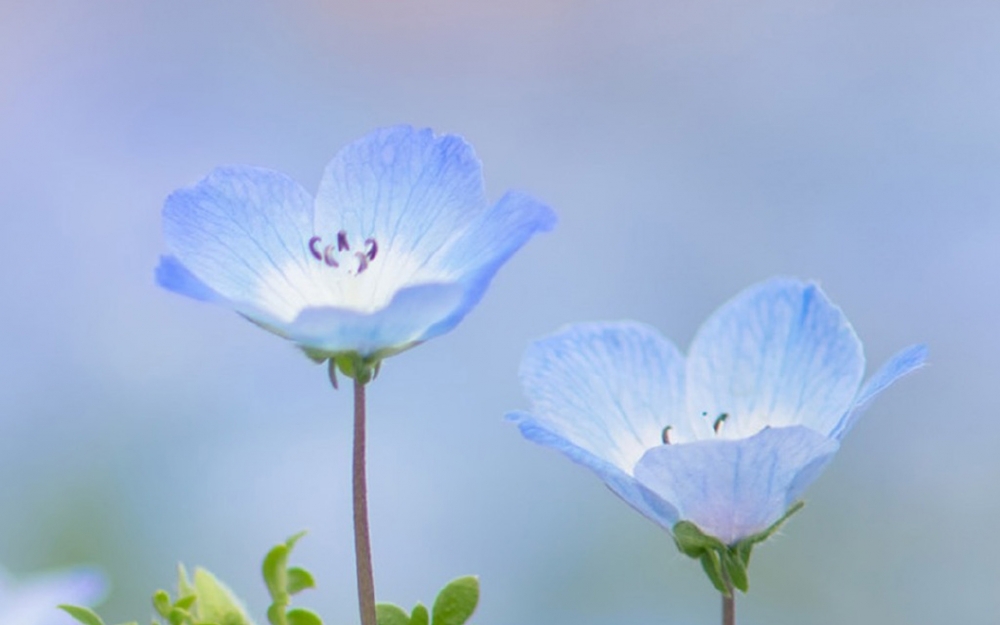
[307,231,379,274]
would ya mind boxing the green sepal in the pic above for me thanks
[59,605,105,625]
[720,549,748,593]
[431,576,479,625]
[333,354,379,385]
[410,603,429,625]
[672,521,726,558]
[375,604,411,625]
[286,608,324,625]
[673,501,807,596]
[698,551,728,595]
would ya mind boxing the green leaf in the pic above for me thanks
[263,544,291,601]
[375,604,410,625]
[58,605,105,625]
[431,577,479,625]
[286,567,315,595]
[153,591,173,617]
[286,608,324,625]
[699,551,728,595]
[410,603,429,625]
[178,565,195,598]
[175,594,198,611]
[267,604,287,625]
[192,568,254,625]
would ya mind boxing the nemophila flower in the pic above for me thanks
[156,125,555,375]
[0,566,104,625]
[509,278,925,592]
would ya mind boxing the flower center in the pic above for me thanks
[308,230,379,275]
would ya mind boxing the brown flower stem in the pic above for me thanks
[353,378,376,625]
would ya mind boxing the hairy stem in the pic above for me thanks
[353,378,376,625]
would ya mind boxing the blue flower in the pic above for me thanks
[0,566,105,625]
[156,126,556,365]
[510,278,926,546]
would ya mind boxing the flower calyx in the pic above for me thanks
[672,500,805,596]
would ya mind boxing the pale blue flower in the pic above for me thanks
[156,125,556,362]
[0,566,104,625]
[510,278,926,546]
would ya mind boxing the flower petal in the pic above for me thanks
[282,282,465,357]
[420,191,557,341]
[0,567,105,625]
[517,322,687,473]
[508,411,679,529]
[831,343,928,440]
[155,255,223,303]
[162,165,318,322]
[314,126,487,272]
[634,426,839,545]
[686,278,865,439]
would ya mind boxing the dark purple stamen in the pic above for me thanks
[308,236,323,261]
[661,425,672,445]
[365,238,378,261]
[323,245,339,267]
[338,230,350,251]
[713,413,729,434]
[355,251,369,274]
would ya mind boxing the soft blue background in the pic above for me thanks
[0,1,994,623]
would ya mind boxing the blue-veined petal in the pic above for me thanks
[508,411,679,529]
[162,165,317,322]
[830,343,928,440]
[686,278,865,439]
[282,282,465,357]
[314,125,487,268]
[517,322,687,472]
[634,426,839,545]
[420,191,557,341]
[155,255,223,303]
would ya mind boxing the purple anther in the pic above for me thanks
[365,238,378,261]
[661,425,672,445]
[308,236,323,261]
[713,413,729,434]
[323,245,339,267]
[337,230,350,251]
[355,251,369,274]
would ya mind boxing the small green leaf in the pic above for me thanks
[375,603,410,625]
[698,551,728,595]
[410,603,429,625]
[263,544,291,601]
[174,594,198,611]
[58,605,105,625]
[192,568,254,625]
[267,604,287,625]
[431,576,479,625]
[286,608,324,625]
[178,565,195,598]
[153,590,173,617]
[286,567,315,595]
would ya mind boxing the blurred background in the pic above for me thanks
[0,0,995,623]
